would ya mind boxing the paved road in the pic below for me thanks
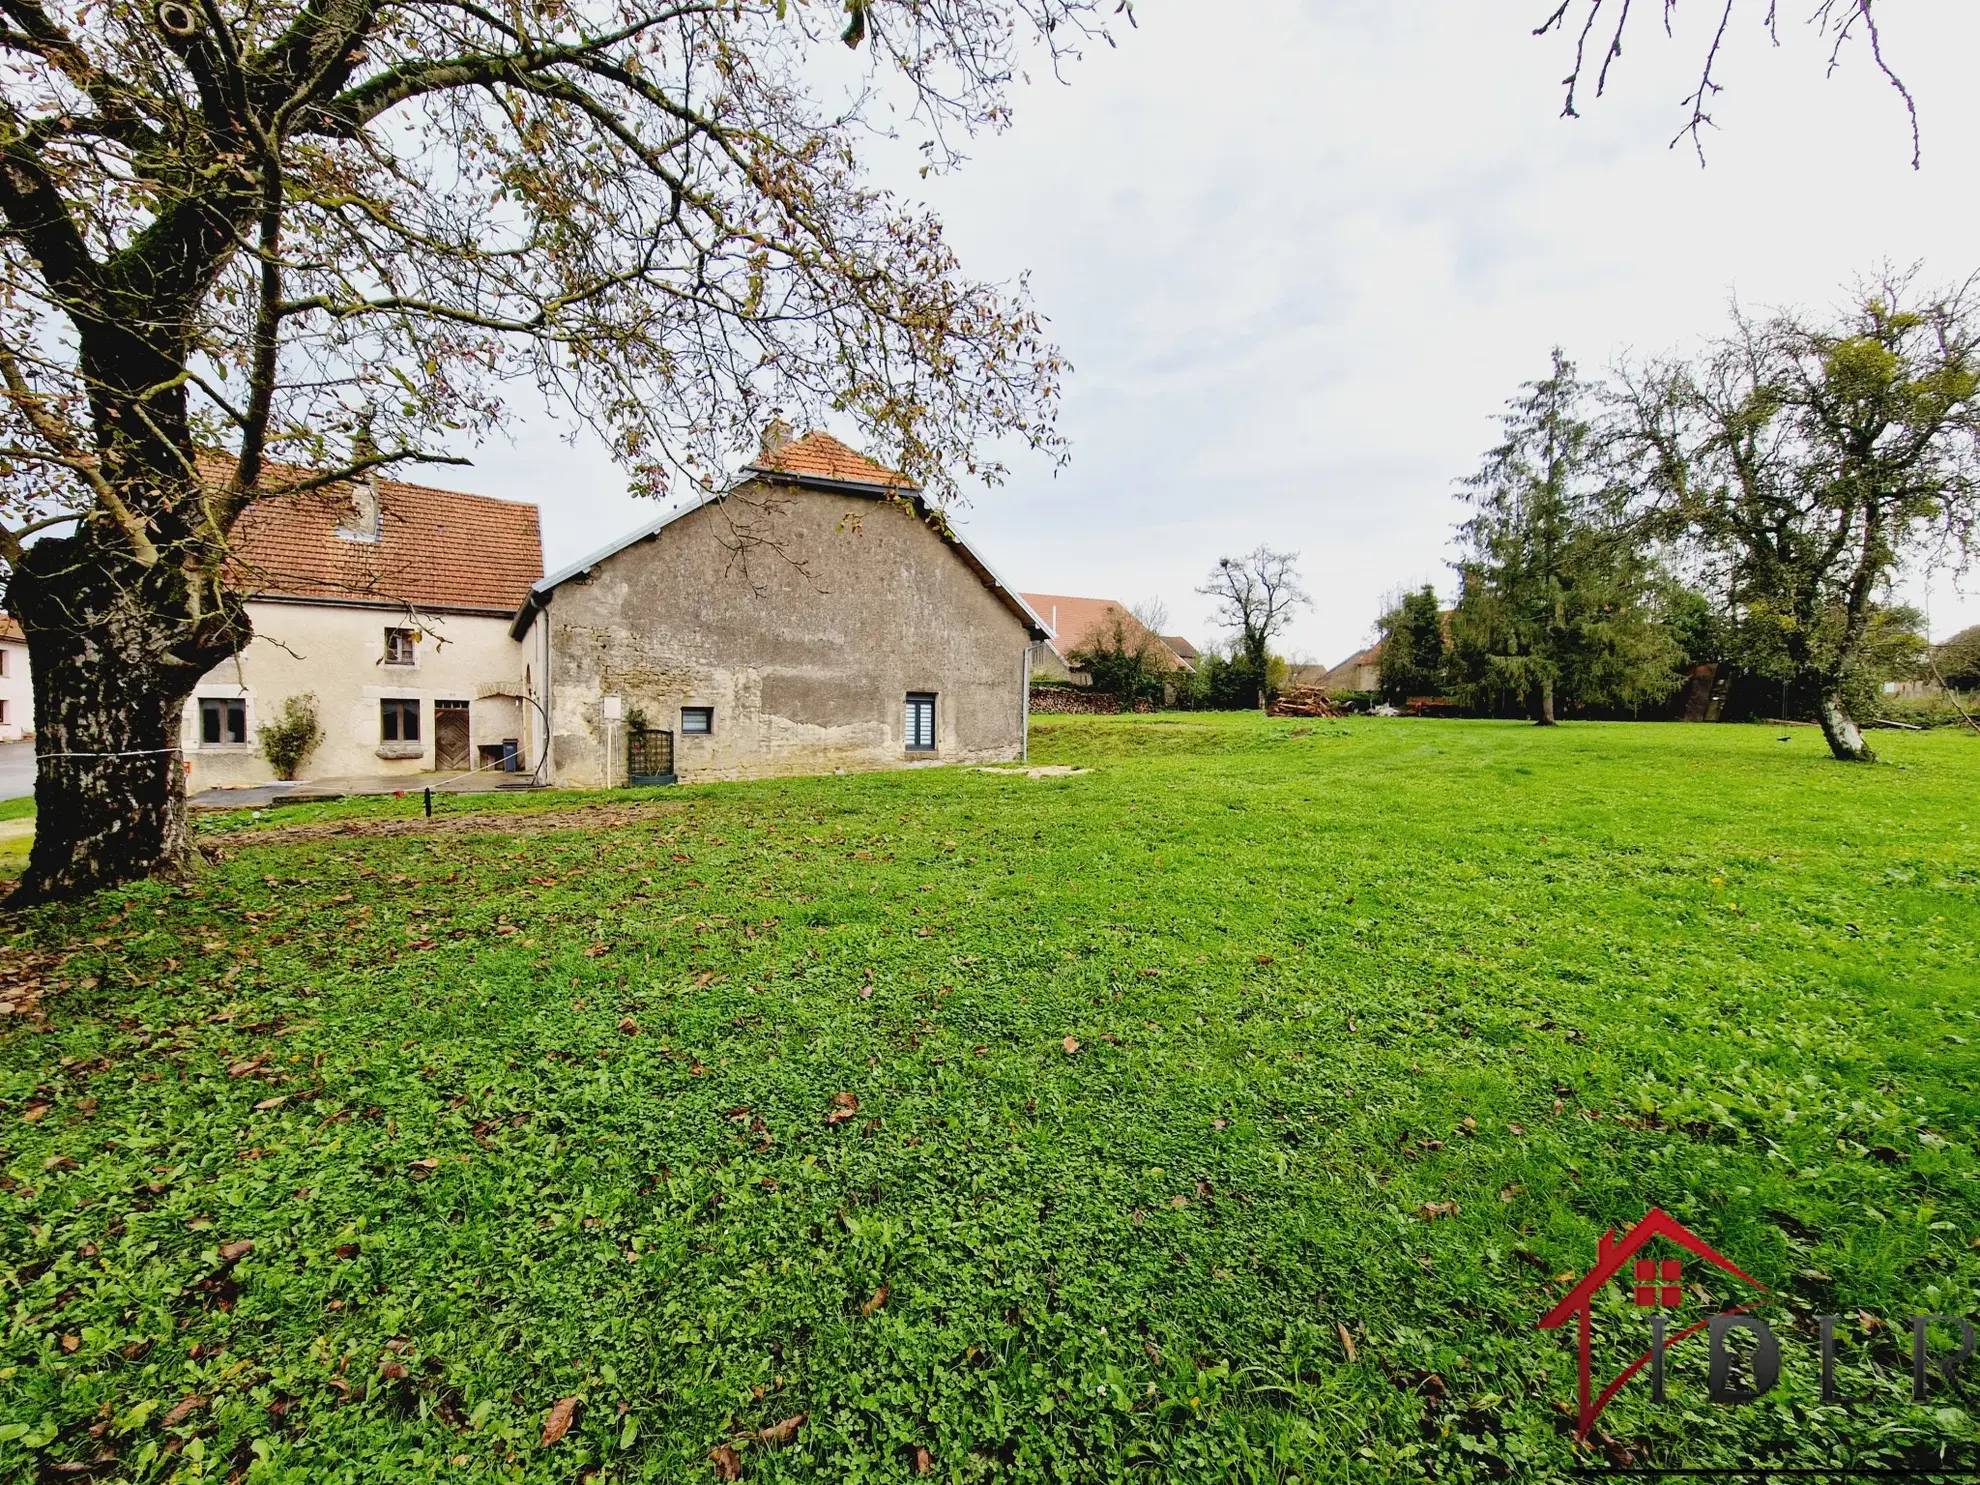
[0,741,34,801]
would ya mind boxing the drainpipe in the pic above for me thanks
[1020,642,1032,763]
[543,609,554,784]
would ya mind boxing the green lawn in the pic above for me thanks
[2,716,1977,1482]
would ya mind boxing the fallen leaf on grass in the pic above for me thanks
[1506,1123,1526,1137]
[20,1103,49,1122]
[379,1360,408,1380]
[759,1414,805,1448]
[585,944,612,957]
[161,1395,207,1428]
[1254,955,1274,965]
[217,1240,254,1264]
[1337,1323,1357,1362]
[407,939,438,951]
[1169,1195,1189,1210]
[618,1017,640,1035]
[253,1095,287,1112]
[59,1333,79,1352]
[1062,1036,1080,1055]
[406,1159,440,1180]
[825,1092,859,1127]
[693,971,719,990]
[861,1286,888,1317]
[541,1396,580,1447]
[915,1445,935,1474]
[709,1444,742,1481]
[226,1060,263,1078]
[334,1243,359,1260]
[1417,1201,1459,1221]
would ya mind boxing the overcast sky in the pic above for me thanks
[427,2,1980,664]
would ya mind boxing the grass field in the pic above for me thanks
[1,715,1977,1483]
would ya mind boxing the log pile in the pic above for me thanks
[1267,686,1342,719]
[1029,686,1121,715]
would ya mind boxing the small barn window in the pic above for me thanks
[384,628,416,665]
[904,692,936,752]
[681,706,714,735]
[381,698,421,742]
[200,697,246,745]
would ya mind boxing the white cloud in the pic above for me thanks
[424,2,1980,657]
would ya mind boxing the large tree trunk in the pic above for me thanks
[1816,688,1874,763]
[1536,675,1558,726]
[7,531,246,903]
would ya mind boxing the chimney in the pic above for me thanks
[760,416,794,461]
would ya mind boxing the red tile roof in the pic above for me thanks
[224,462,543,613]
[746,431,914,490]
[1021,593,1184,670]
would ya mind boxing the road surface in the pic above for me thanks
[0,742,33,801]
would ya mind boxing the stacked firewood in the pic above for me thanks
[1266,686,1342,718]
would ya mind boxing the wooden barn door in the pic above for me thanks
[434,700,471,771]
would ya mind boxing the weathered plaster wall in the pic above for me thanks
[0,637,31,741]
[540,488,1030,785]
[184,601,527,789]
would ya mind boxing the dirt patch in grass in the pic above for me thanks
[200,799,687,850]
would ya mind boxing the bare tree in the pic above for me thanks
[0,0,1128,900]
[1536,1,1919,164]
[1197,547,1308,711]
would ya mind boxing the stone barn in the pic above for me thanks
[511,427,1047,786]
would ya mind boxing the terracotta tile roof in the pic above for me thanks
[1161,635,1201,665]
[221,459,543,613]
[745,431,915,490]
[1021,593,1184,670]
[0,614,21,643]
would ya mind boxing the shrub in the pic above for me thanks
[259,693,323,780]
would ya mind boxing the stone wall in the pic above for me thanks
[534,487,1032,785]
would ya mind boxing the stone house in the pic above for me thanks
[0,615,30,742]
[184,468,544,791]
[512,428,1047,785]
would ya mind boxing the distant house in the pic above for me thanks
[1019,592,1190,682]
[0,615,29,742]
[513,426,1047,785]
[1161,636,1201,673]
[1318,641,1382,693]
[186,467,544,790]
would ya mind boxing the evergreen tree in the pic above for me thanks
[1376,586,1445,703]
[1448,352,1680,722]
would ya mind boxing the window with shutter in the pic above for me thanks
[904,692,936,752]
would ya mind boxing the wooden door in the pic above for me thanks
[434,701,470,771]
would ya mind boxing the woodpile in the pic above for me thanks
[1267,686,1342,719]
[1029,686,1121,715]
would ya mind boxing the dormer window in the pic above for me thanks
[337,474,382,544]
[384,627,416,666]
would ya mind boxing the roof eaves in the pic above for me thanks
[510,497,711,638]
